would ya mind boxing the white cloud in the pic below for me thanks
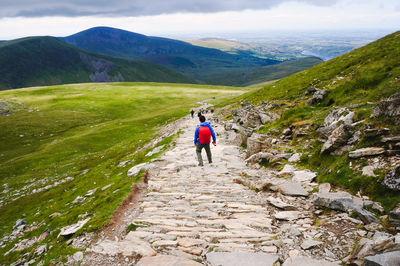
[0,0,398,40]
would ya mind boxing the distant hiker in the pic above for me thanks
[194,115,216,166]
[205,109,209,114]
[190,109,194,118]
[197,111,202,118]
[211,108,214,114]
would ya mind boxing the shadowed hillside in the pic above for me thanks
[0,36,194,90]
[61,27,280,82]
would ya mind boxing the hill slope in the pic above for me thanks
[0,82,246,264]
[61,27,279,82]
[226,30,400,210]
[0,36,193,90]
[201,56,323,86]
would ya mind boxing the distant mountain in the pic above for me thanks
[0,36,193,90]
[61,27,280,82]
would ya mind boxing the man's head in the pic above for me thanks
[199,115,206,122]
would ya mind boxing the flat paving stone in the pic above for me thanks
[206,252,280,266]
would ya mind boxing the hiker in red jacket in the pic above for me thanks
[194,115,216,166]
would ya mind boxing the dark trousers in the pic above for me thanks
[196,144,212,165]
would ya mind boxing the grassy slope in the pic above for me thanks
[0,37,193,90]
[238,30,400,210]
[0,82,246,264]
[201,57,323,86]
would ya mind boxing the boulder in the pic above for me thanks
[288,153,301,162]
[364,250,400,266]
[13,219,26,229]
[362,166,376,177]
[292,170,317,183]
[313,191,356,212]
[274,211,302,220]
[349,232,400,264]
[127,162,153,177]
[242,110,262,128]
[278,164,296,177]
[267,196,296,210]
[246,135,263,158]
[307,89,327,105]
[318,183,331,193]
[364,128,390,138]
[349,147,385,158]
[371,92,400,118]
[277,182,308,197]
[313,191,379,224]
[259,112,279,124]
[382,163,400,192]
[317,108,354,138]
[320,124,353,154]
[206,252,279,266]
[389,204,400,226]
[58,218,90,238]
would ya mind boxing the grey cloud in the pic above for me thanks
[0,0,339,18]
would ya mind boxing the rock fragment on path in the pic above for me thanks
[206,252,279,266]
[283,256,340,266]
[301,239,323,250]
[137,255,202,266]
[274,211,302,220]
[277,182,308,197]
[292,170,316,183]
[267,196,296,210]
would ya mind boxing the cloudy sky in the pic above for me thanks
[0,0,399,39]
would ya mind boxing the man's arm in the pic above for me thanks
[209,125,216,144]
[194,127,199,145]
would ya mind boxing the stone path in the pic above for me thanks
[83,113,351,265]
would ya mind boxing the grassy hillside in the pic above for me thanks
[61,27,280,83]
[0,37,193,90]
[0,82,246,264]
[236,30,400,209]
[202,57,322,86]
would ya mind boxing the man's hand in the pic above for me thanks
[212,142,216,146]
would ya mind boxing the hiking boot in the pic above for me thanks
[198,163,204,167]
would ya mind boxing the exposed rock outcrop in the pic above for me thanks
[371,92,400,118]
[349,147,385,158]
[313,191,379,224]
[382,163,400,191]
[307,89,327,105]
[317,108,354,138]
[320,124,353,154]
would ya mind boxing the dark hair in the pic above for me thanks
[199,115,206,122]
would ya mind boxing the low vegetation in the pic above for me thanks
[0,82,246,264]
[235,30,400,210]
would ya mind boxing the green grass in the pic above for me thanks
[201,57,323,86]
[229,30,400,212]
[0,82,245,264]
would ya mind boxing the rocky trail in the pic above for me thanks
[80,108,400,266]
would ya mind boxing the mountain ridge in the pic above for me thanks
[0,36,194,90]
[61,26,280,82]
